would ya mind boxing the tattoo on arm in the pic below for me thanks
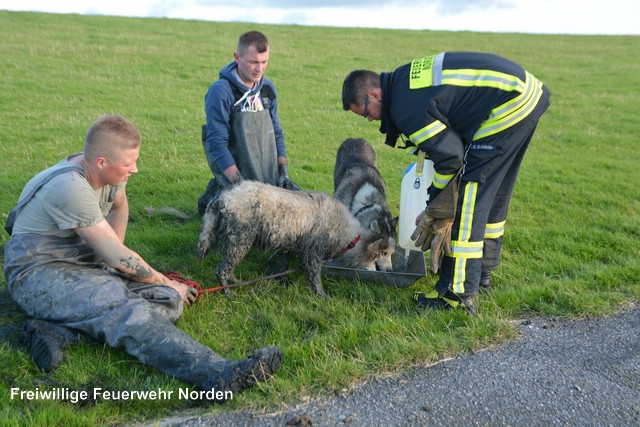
[115,256,154,281]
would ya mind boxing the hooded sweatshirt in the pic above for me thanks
[203,61,286,172]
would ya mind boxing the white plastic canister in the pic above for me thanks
[398,151,435,250]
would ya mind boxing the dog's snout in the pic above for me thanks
[375,260,393,272]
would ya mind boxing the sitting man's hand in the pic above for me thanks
[170,280,199,306]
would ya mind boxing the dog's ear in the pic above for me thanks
[390,216,399,230]
[369,220,381,234]
[358,226,376,243]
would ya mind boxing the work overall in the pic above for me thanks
[206,106,279,189]
[4,234,230,390]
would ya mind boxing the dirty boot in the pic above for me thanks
[208,346,283,394]
[479,271,492,292]
[442,290,478,317]
[198,178,221,216]
[414,290,477,317]
[413,290,457,311]
[22,319,79,373]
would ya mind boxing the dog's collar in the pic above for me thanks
[338,235,361,256]
[353,204,377,217]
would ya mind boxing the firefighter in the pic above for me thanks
[342,52,551,315]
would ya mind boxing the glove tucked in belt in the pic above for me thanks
[411,168,462,274]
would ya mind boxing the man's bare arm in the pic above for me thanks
[75,220,197,305]
[105,188,128,243]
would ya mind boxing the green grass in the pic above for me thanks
[1,10,639,426]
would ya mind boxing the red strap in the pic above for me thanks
[162,271,206,301]
[338,235,361,256]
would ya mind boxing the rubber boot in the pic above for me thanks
[414,290,477,317]
[479,271,492,292]
[198,178,221,216]
[22,319,80,373]
[204,346,284,395]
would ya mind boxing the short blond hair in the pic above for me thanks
[84,115,141,162]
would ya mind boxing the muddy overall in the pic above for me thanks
[4,233,282,392]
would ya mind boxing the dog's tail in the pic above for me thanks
[196,201,220,259]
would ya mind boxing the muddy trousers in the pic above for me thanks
[4,236,226,390]
[435,118,541,297]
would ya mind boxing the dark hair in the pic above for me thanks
[237,31,269,56]
[341,70,380,110]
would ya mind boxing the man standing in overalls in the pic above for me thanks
[199,30,299,215]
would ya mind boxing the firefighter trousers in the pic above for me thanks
[435,118,541,297]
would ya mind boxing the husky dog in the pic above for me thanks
[197,181,387,297]
[334,138,398,271]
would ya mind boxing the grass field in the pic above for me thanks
[1,10,639,426]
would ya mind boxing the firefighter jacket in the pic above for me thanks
[379,51,551,195]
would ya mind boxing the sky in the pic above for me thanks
[2,0,639,35]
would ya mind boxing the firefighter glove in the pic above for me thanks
[410,168,461,273]
[410,212,453,273]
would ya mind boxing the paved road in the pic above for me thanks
[152,307,640,427]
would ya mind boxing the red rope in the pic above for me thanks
[162,268,301,301]
[162,271,205,301]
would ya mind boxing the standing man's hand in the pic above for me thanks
[223,165,244,185]
[278,162,302,191]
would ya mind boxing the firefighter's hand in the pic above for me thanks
[411,210,453,274]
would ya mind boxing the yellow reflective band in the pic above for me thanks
[433,172,455,189]
[441,69,525,92]
[458,181,478,241]
[451,240,484,258]
[452,181,479,294]
[453,257,467,294]
[409,55,436,89]
[413,290,460,308]
[442,296,460,307]
[473,72,544,141]
[410,120,447,145]
[484,221,506,239]
[419,290,439,299]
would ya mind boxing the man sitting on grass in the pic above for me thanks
[3,114,282,395]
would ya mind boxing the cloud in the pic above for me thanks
[433,0,512,14]
[188,0,511,14]
[2,0,639,35]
